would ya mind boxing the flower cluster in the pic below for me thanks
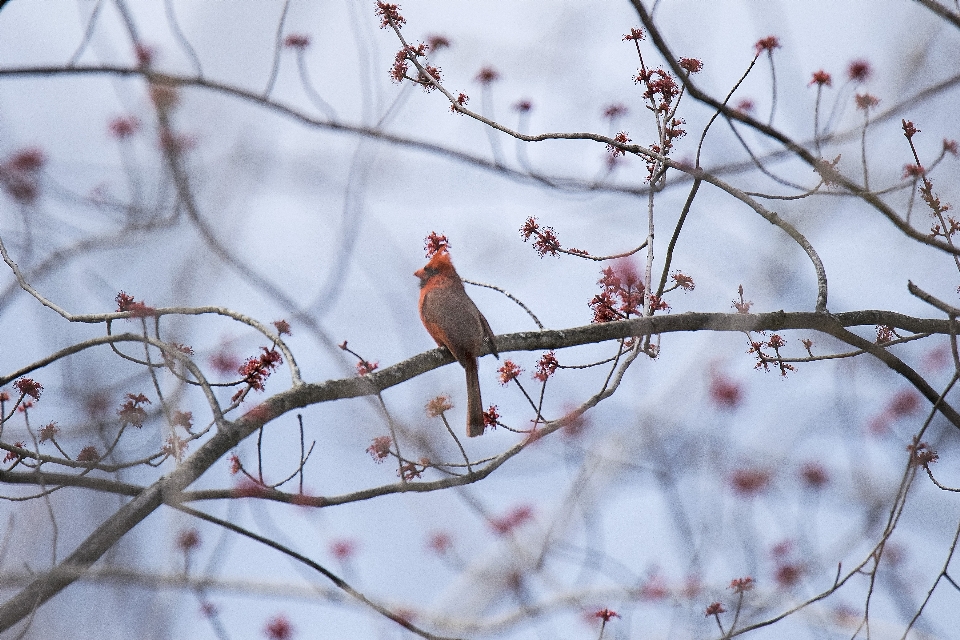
[855,93,879,110]
[375,1,405,29]
[594,608,619,623]
[283,33,310,49]
[848,59,872,82]
[118,393,151,428]
[116,291,156,317]
[709,374,742,408]
[163,433,188,462]
[635,68,679,111]
[14,377,43,401]
[425,395,453,418]
[678,57,703,74]
[606,131,631,159]
[800,462,829,488]
[809,69,832,87]
[264,614,293,640]
[908,441,939,466]
[490,505,533,535]
[0,147,46,204]
[730,576,755,593]
[390,42,441,92]
[367,436,392,463]
[754,35,781,55]
[533,351,559,382]
[236,347,283,398]
[475,66,499,84]
[482,405,500,428]
[519,217,561,258]
[588,260,647,323]
[748,334,795,376]
[109,116,141,139]
[603,103,628,120]
[424,231,449,258]
[39,422,59,443]
[497,360,522,385]
[356,359,379,376]
[730,468,771,496]
[272,319,292,336]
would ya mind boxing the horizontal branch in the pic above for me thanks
[0,309,954,630]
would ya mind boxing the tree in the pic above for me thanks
[0,0,958,638]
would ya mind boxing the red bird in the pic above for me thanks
[415,250,498,437]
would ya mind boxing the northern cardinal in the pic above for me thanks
[415,250,498,437]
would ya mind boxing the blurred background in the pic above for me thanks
[0,0,959,637]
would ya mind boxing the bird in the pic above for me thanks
[415,249,498,437]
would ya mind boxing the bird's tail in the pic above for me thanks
[465,358,485,437]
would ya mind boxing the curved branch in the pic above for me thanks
[628,0,960,258]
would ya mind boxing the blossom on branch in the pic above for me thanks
[375,1,405,29]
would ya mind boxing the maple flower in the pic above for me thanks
[14,378,43,401]
[754,35,781,55]
[375,1,405,29]
[705,602,726,616]
[272,319,292,335]
[173,411,193,429]
[490,505,533,535]
[603,103,629,120]
[606,131,631,158]
[901,119,920,140]
[177,528,201,551]
[425,395,453,417]
[117,393,151,427]
[427,531,452,554]
[622,27,644,41]
[238,347,283,391]
[424,231,450,257]
[355,360,379,376]
[77,445,100,462]
[3,443,25,464]
[730,468,771,496]
[679,57,703,73]
[115,290,156,317]
[498,360,522,385]
[735,98,755,114]
[709,374,742,408]
[39,422,59,443]
[451,92,469,113]
[533,351,559,382]
[109,116,140,139]
[595,608,620,622]
[855,93,879,110]
[589,260,644,322]
[482,405,500,429]
[367,436,392,463]
[163,433,189,462]
[283,33,310,49]
[848,59,872,82]
[513,99,533,113]
[809,69,832,87]
[800,462,829,488]
[475,66,500,84]
[426,34,450,50]
[264,614,294,640]
[730,576,754,593]
[903,164,924,179]
[330,539,356,560]
[671,271,695,290]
